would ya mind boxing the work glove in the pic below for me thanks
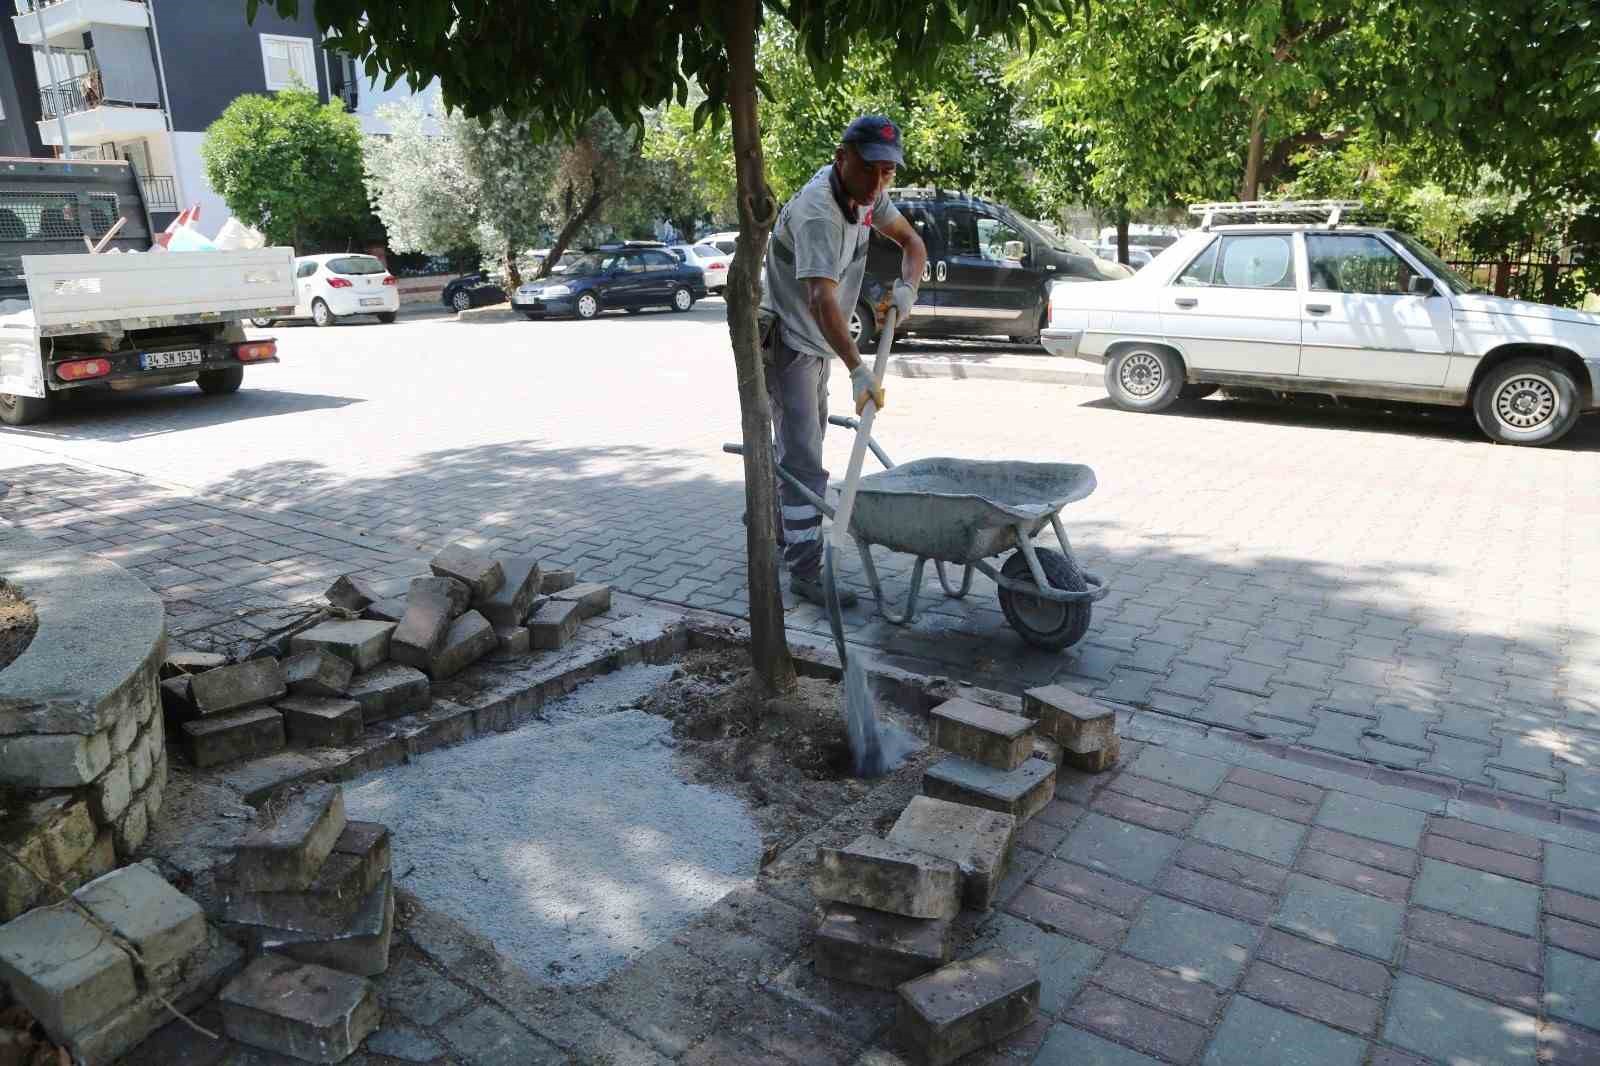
[851,364,886,415]
[875,279,917,328]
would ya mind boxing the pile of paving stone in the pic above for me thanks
[157,541,611,770]
[213,783,393,1062]
[0,862,243,1062]
[810,685,1119,1065]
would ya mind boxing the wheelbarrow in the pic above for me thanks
[724,421,1109,650]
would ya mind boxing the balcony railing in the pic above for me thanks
[39,71,98,119]
[139,174,176,211]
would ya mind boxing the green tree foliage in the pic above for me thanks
[363,99,478,255]
[643,100,738,233]
[201,87,370,249]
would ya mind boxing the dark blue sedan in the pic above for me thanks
[510,242,707,320]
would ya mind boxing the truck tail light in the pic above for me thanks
[234,340,277,362]
[56,358,112,381]
[327,277,353,288]
[382,275,397,286]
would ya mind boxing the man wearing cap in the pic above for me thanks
[759,114,928,606]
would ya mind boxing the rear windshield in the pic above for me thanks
[328,256,386,275]
[693,243,721,257]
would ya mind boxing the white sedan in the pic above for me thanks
[669,243,733,295]
[1043,217,1600,446]
[250,253,399,328]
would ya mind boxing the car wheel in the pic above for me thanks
[671,286,694,312]
[1473,358,1581,446]
[575,292,600,320]
[1179,383,1220,400]
[197,367,244,395]
[248,316,275,328]
[524,312,540,321]
[997,548,1092,651]
[1105,344,1183,412]
[1010,308,1047,347]
[311,299,336,328]
[451,290,472,312]
[850,300,878,353]
[376,312,397,324]
[0,391,51,426]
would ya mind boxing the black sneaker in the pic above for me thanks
[792,575,858,608]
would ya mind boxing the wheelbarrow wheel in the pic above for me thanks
[998,547,1092,651]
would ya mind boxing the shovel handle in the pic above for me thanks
[830,306,896,549]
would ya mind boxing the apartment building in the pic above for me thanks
[7,0,429,229]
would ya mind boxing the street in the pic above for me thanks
[2,304,1599,810]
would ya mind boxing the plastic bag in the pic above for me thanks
[213,217,266,251]
[165,223,218,253]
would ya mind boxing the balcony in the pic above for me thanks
[13,0,149,46]
[37,70,166,145]
[139,173,176,211]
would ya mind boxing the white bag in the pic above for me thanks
[213,217,267,251]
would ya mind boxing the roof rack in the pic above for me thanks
[887,186,985,205]
[1188,200,1365,231]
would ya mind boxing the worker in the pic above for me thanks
[758,114,928,606]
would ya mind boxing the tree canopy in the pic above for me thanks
[200,86,369,248]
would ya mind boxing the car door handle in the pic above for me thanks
[1306,303,1331,314]
[1173,297,1198,309]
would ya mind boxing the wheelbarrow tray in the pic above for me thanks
[849,457,1097,563]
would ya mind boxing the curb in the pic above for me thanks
[890,355,1102,388]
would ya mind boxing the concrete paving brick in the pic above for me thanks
[813,904,951,992]
[1030,860,1149,919]
[1422,834,1540,882]
[1064,987,1207,1064]
[888,797,1017,911]
[897,950,1039,1066]
[1018,817,1069,857]
[1242,960,1380,1034]
[1275,873,1404,961]
[75,863,206,973]
[1315,793,1427,849]
[1295,849,1410,903]
[378,956,475,1026]
[439,1002,565,1065]
[1095,954,1225,1023]
[812,835,961,920]
[1486,766,1559,801]
[1060,813,1180,887]
[1256,929,1389,996]
[1401,939,1539,1010]
[1205,995,1367,1066]
[1214,781,1319,823]
[1192,802,1306,865]
[970,913,1100,1016]
[1105,774,1207,813]
[1546,844,1600,895]
[1383,974,1536,1065]
[1129,748,1227,794]
[1549,917,1600,960]
[1004,885,1128,951]
[1415,858,1540,935]
[924,756,1055,823]
[1409,909,1541,973]
[1121,896,1256,987]
[1034,1025,1165,1066]
[1547,888,1600,927]
[1035,798,1084,830]
[1157,865,1274,923]
[1540,1019,1600,1066]
[0,903,138,1039]
[1091,789,1193,834]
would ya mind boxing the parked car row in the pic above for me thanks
[1043,201,1600,447]
[510,242,708,319]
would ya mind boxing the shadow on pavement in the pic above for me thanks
[0,386,363,444]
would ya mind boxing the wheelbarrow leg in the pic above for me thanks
[935,561,976,599]
[1050,514,1104,586]
[856,542,927,625]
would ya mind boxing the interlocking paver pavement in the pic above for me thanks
[4,313,1599,815]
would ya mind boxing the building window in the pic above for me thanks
[259,34,316,91]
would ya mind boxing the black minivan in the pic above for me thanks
[855,188,1130,349]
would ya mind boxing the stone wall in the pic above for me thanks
[0,523,169,920]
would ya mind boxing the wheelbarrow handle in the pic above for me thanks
[721,444,837,519]
[826,416,894,469]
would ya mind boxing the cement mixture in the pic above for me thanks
[0,579,37,673]
[343,665,765,987]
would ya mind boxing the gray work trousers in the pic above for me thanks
[764,329,830,579]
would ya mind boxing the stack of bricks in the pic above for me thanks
[213,782,392,1062]
[808,693,1116,1064]
[0,862,243,1062]
[1021,684,1121,774]
[160,541,612,775]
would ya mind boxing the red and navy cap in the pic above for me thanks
[842,114,905,166]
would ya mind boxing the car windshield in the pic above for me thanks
[693,243,721,257]
[1389,231,1487,294]
[328,256,385,275]
[1021,218,1098,258]
[559,253,615,277]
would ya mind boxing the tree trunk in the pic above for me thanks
[726,0,796,696]
[537,180,606,279]
[1115,207,1130,266]
[504,237,522,290]
[1242,105,1266,201]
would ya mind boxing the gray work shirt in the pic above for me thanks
[760,165,901,360]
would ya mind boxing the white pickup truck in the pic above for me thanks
[1043,201,1600,447]
[0,157,296,426]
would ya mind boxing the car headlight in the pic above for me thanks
[543,285,572,297]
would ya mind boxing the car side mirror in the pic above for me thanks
[1003,240,1026,262]
[1408,276,1437,297]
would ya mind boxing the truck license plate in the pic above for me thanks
[360,298,383,307]
[141,348,203,369]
